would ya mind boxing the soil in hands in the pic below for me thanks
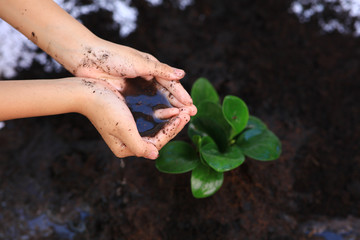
[122,77,172,137]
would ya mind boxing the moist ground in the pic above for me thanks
[0,0,359,239]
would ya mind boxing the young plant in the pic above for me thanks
[155,78,281,198]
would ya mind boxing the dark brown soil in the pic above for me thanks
[122,77,170,137]
[0,0,359,239]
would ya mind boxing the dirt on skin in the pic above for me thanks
[0,0,359,239]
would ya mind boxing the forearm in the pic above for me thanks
[0,78,84,121]
[0,0,98,74]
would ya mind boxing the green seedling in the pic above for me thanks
[156,78,281,198]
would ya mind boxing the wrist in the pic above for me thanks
[71,77,120,117]
[52,34,101,76]
[68,77,97,115]
[69,37,112,78]
[48,78,89,115]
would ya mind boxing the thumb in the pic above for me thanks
[138,141,159,160]
[138,52,185,80]
[115,130,159,160]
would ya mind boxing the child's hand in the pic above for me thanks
[0,0,196,159]
[70,38,194,106]
[0,0,193,106]
[78,78,196,159]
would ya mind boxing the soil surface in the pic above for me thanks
[0,0,359,239]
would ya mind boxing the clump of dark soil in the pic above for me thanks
[0,0,359,239]
[122,77,171,137]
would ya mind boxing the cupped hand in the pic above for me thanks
[77,78,196,160]
[71,38,193,106]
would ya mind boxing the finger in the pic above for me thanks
[138,52,184,80]
[112,129,159,160]
[144,59,185,80]
[105,135,160,160]
[179,104,198,116]
[174,113,191,135]
[156,78,193,106]
[143,75,154,81]
[144,113,190,150]
[111,133,159,160]
[140,52,158,62]
[107,104,159,159]
[104,129,160,159]
[143,116,181,150]
[103,134,133,158]
[156,84,185,108]
[153,107,179,120]
[96,112,159,159]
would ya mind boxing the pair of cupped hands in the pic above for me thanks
[71,40,197,160]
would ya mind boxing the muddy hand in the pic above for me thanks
[0,0,192,105]
[93,77,197,119]
[72,39,193,106]
[78,78,161,159]
[106,78,196,151]
[150,84,197,149]
[79,78,195,159]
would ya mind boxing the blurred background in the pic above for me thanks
[0,0,359,239]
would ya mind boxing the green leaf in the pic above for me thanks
[192,101,231,152]
[197,136,215,165]
[156,141,200,173]
[191,135,202,149]
[188,122,207,140]
[194,102,230,127]
[192,117,228,152]
[236,129,281,161]
[247,116,267,130]
[222,96,249,138]
[200,136,215,149]
[191,78,219,107]
[191,163,224,198]
[201,142,245,172]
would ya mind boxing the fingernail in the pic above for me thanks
[173,68,185,78]
[148,151,159,160]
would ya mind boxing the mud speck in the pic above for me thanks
[81,79,94,88]
[31,32,38,43]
